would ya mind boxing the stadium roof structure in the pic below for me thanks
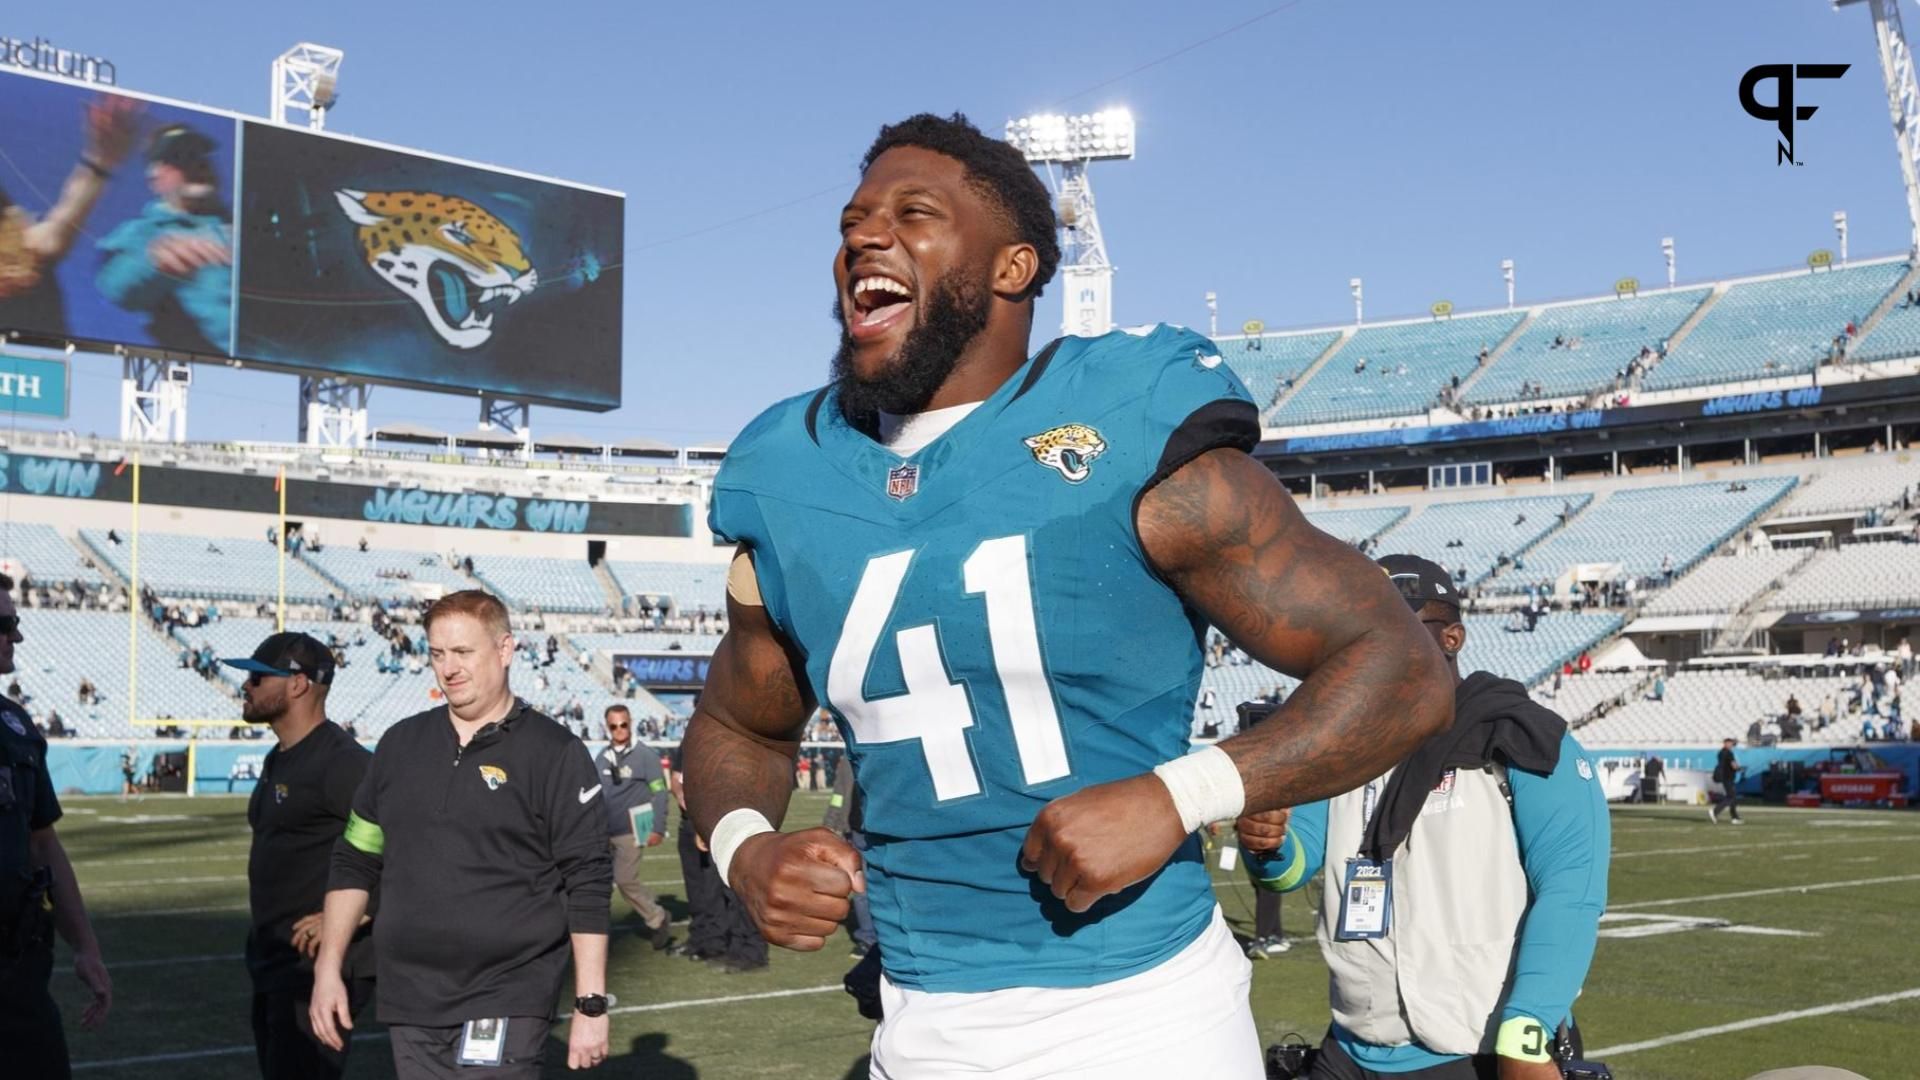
[455,427,526,450]
[609,437,678,459]
[531,432,604,454]
[369,422,452,446]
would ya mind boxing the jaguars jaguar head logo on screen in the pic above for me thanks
[1024,424,1108,484]
[334,188,538,350]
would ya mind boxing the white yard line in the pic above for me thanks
[73,983,847,1071]
[1610,873,1920,910]
[1590,987,1920,1057]
[1612,835,1906,860]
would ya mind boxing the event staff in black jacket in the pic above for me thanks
[230,631,375,1080]
[311,590,613,1076]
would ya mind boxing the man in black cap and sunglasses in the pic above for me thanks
[226,632,376,1080]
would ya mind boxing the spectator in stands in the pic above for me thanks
[1577,651,1592,676]
[1661,554,1674,585]
[1650,675,1666,702]
[1901,637,1915,678]
[1709,738,1744,824]
[358,537,368,553]
[1817,694,1836,731]
[1824,637,1842,659]
[1353,356,1368,374]
[45,712,67,738]
[1785,694,1802,719]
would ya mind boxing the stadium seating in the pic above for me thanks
[605,561,727,612]
[569,631,717,656]
[1216,331,1343,409]
[1776,455,1919,518]
[1532,670,1646,724]
[1576,668,1909,746]
[1372,494,1591,588]
[0,522,105,587]
[1641,549,1809,617]
[1302,506,1408,546]
[11,609,237,738]
[1643,263,1905,392]
[468,554,610,614]
[1846,281,1920,364]
[1467,289,1710,404]
[300,545,474,601]
[1270,310,1524,426]
[80,529,335,605]
[1498,479,1795,590]
[1769,542,1920,611]
[1461,611,1623,687]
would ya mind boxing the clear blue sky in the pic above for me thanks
[5,0,1910,446]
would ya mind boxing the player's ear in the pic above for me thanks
[1442,623,1466,657]
[992,242,1038,300]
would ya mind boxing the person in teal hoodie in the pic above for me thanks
[95,124,232,355]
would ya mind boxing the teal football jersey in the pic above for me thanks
[709,325,1260,992]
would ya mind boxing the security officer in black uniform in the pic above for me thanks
[0,572,112,1079]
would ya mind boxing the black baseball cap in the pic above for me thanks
[1377,554,1462,612]
[147,124,216,168]
[222,631,335,685]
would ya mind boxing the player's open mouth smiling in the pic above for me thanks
[848,272,915,341]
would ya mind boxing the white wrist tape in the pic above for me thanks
[1152,745,1247,834]
[711,808,776,889]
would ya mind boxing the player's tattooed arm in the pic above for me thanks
[681,575,815,840]
[1138,447,1453,810]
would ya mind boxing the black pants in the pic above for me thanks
[388,1016,551,1079]
[678,818,728,956]
[1308,1033,1497,1080]
[251,978,374,1080]
[716,871,769,966]
[1713,780,1742,819]
[0,939,68,1080]
[1255,889,1283,939]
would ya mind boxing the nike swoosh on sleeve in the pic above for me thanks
[579,785,603,804]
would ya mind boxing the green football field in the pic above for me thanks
[46,793,1920,1079]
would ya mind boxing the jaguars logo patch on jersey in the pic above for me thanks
[273,783,289,804]
[1023,423,1107,484]
[478,765,509,791]
[333,188,538,350]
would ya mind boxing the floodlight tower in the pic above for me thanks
[271,44,343,130]
[1833,0,1920,259]
[1005,110,1134,337]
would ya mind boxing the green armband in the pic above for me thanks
[1252,832,1308,891]
[1495,1016,1552,1063]
[343,811,385,856]
[648,778,667,793]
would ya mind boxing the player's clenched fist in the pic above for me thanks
[1235,808,1290,855]
[1020,773,1189,914]
[728,827,865,950]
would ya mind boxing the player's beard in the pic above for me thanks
[831,269,991,427]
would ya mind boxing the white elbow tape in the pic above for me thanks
[1152,745,1247,834]
[711,808,776,889]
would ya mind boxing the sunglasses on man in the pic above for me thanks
[0,615,19,635]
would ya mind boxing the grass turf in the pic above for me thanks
[45,793,1920,1078]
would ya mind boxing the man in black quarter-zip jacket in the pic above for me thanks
[310,590,613,1077]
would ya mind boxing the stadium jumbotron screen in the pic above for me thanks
[0,68,624,410]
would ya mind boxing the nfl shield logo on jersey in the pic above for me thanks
[886,463,920,502]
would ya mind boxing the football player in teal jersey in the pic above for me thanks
[683,113,1455,1079]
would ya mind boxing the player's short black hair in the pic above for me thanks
[0,572,14,592]
[861,113,1060,301]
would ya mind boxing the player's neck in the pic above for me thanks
[919,311,1034,411]
[271,711,327,751]
[449,692,515,743]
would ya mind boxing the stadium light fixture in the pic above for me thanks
[1006,108,1135,337]
[1834,210,1849,265]
[271,43,344,131]
[1661,237,1676,289]
[1501,259,1515,310]
[1004,109,1136,164]
[1350,278,1364,325]
[1205,291,1218,338]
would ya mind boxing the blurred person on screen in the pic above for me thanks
[94,122,233,354]
[0,95,139,336]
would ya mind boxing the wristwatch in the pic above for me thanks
[574,994,609,1018]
